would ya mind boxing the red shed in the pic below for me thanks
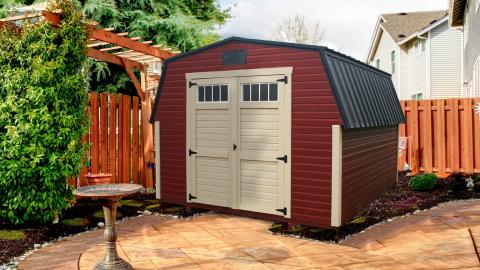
[150,37,405,227]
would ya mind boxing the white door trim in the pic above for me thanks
[185,67,293,218]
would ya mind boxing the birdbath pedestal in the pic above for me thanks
[75,184,144,270]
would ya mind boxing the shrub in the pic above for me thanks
[0,1,89,224]
[408,173,438,191]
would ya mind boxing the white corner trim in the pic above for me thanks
[331,125,342,227]
[186,67,293,81]
[155,121,161,199]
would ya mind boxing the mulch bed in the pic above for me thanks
[270,172,480,242]
[0,194,203,265]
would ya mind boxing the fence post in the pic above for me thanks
[463,99,474,174]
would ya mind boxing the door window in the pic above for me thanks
[241,83,278,102]
[197,84,228,103]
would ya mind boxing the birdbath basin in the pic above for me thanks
[75,184,144,270]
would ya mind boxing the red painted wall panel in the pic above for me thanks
[156,41,343,227]
[341,127,398,223]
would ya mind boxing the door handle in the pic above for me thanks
[233,144,237,151]
[188,149,197,156]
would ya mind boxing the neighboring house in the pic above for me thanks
[367,11,463,100]
[450,0,480,97]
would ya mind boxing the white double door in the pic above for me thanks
[186,73,291,217]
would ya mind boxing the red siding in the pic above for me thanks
[341,127,398,223]
[156,41,343,227]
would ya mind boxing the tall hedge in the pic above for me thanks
[0,0,89,224]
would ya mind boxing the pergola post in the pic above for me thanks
[140,64,154,188]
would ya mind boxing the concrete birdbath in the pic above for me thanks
[75,184,144,270]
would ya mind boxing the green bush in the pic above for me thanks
[408,173,438,191]
[0,1,89,224]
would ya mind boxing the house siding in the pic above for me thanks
[399,47,409,100]
[462,0,480,97]
[341,126,398,223]
[369,31,401,97]
[406,40,427,98]
[430,21,463,99]
[155,41,343,228]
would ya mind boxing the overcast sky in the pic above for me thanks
[217,0,448,61]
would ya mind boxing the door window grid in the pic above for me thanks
[242,83,278,102]
[198,84,228,103]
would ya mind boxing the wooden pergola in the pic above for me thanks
[0,9,177,187]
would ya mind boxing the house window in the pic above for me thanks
[411,93,423,100]
[390,50,396,74]
[375,59,380,69]
[413,39,426,56]
[242,83,278,102]
[198,84,228,103]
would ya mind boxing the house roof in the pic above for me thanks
[449,0,466,27]
[367,10,447,62]
[382,10,447,43]
[150,37,405,129]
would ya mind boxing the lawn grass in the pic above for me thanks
[0,230,26,241]
[120,199,143,208]
[61,218,90,227]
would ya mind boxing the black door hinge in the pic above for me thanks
[277,76,288,84]
[189,193,197,200]
[233,144,237,151]
[276,155,288,163]
[188,149,197,156]
[276,207,287,215]
[189,81,197,88]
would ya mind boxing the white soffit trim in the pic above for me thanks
[331,125,342,227]
[397,16,448,46]
[366,16,385,62]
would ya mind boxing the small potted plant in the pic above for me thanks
[85,173,112,185]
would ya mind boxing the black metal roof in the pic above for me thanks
[150,37,405,128]
[319,48,405,129]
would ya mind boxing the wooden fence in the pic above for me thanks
[398,98,480,176]
[76,92,153,187]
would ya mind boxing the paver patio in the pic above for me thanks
[18,200,480,269]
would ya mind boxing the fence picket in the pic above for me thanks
[109,95,117,183]
[90,92,99,173]
[100,94,108,173]
[122,95,131,184]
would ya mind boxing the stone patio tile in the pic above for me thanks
[120,245,187,262]
[115,215,165,231]
[180,243,252,261]
[119,232,193,249]
[178,230,226,246]
[195,257,271,270]
[117,226,162,237]
[129,260,158,270]
[205,228,272,245]
[153,220,206,233]
[263,262,313,269]
[263,253,349,268]
[152,257,201,269]
[392,253,480,269]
